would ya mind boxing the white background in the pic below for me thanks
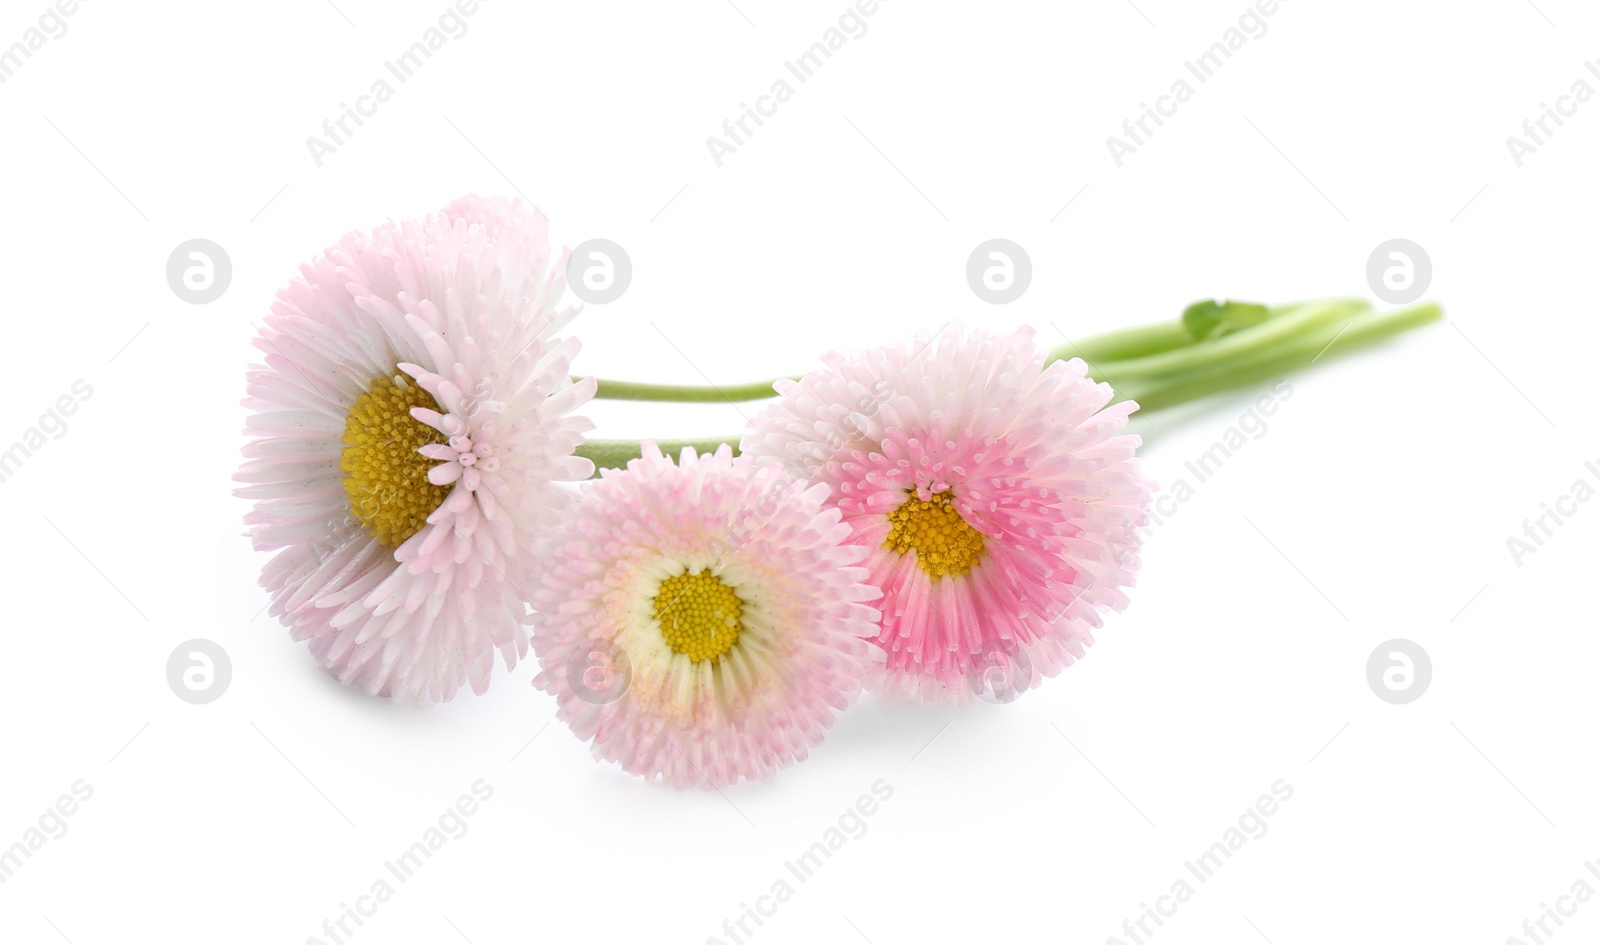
[2,1,1597,943]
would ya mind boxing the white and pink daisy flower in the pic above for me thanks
[530,443,881,787]
[742,325,1152,703]
[236,196,595,704]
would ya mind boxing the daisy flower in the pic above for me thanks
[530,443,881,787]
[236,197,595,703]
[742,326,1152,703]
[443,192,547,239]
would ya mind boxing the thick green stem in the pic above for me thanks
[1084,298,1370,381]
[572,298,1443,471]
[580,299,1364,403]
[1113,301,1443,411]
[1046,320,1196,364]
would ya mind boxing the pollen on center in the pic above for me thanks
[884,489,986,580]
[653,571,744,663]
[340,373,452,550]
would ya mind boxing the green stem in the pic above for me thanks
[1114,301,1443,411]
[580,312,1224,404]
[572,298,1443,471]
[586,376,793,402]
[1083,298,1370,381]
[1046,319,1197,364]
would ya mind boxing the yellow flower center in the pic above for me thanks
[340,374,451,550]
[885,489,985,579]
[653,571,744,663]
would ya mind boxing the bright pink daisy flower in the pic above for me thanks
[530,443,881,787]
[742,326,1152,703]
[236,196,594,703]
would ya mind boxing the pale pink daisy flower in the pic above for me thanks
[531,443,881,787]
[442,193,548,240]
[236,197,595,703]
[742,325,1152,703]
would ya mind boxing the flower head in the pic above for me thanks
[237,196,594,703]
[442,194,549,247]
[531,443,881,787]
[742,326,1151,703]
